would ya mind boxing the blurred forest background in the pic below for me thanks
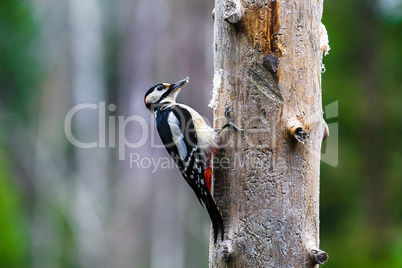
[0,0,401,267]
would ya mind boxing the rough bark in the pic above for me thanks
[209,0,328,267]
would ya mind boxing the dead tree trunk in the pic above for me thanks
[209,0,329,267]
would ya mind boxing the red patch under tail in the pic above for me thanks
[204,167,213,191]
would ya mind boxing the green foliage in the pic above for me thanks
[0,146,28,267]
[0,0,41,121]
[0,1,39,266]
[321,0,402,267]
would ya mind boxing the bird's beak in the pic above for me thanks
[169,77,189,93]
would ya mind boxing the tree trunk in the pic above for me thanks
[209,0,328,267]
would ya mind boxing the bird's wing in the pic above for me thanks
[156,105,223,242]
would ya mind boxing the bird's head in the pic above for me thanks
[144,77,189,112]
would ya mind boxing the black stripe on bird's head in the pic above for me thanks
[144,77,189,111]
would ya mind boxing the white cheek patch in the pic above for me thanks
[168,112,187,160]
[146,92,163,104]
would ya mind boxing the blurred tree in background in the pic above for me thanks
[0,0,400,267]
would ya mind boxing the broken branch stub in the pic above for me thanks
[223,0,243,24]
[309,249,329,265]
[287,118,309,144]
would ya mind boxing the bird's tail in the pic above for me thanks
[204,191,224,243]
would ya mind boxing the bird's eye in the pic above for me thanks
[157,86,164,91]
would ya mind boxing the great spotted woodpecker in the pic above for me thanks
[144,77,241,243]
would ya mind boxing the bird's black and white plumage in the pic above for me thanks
[144,77,224,243]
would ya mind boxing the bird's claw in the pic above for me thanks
[224,105,233,120]
[217,105,243,134]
